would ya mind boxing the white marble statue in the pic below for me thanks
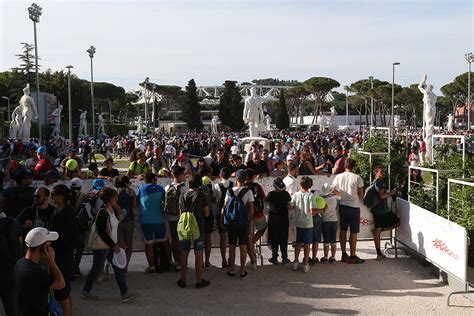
[447,113,454,132]
[418,74,437,162]
[211,115,219,134]
[9,105,22,139]
[78,110,88,136]
[19,84,39,142]
[328,106,338,131]
[265,114,272,132]
[97,113,106,135]
[394,115,401,128]
[243,87,265,137]
[317,114,328,131]
[136,116,144,134]
[51,104,63,138]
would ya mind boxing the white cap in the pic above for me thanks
[112,248,127,269]
[25,227,59,248]
[70,177,83,189]
[321,183,335,196]
[287,154,295,161]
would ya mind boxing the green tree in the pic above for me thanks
[369,81,402,127]
[276,89,290,129]
[182,79,203,130]
[395,84,423,128]
[303,77,340,124]
[14,42,39,84]
[286,86,310,124]
[219,80,243,131]
[441,72,473,115]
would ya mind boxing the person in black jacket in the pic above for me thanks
[0,214,23,316]
[81,188,139,303]
[49,184,76,316]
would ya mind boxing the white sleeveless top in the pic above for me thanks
[106,206,119,243]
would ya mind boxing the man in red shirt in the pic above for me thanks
[332,146,346,175]
[34,147,55,179]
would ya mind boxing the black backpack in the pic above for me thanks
[218,181,234,212]
[364,181,381,210]
[164,183,185,217]
[76,193,101,231]
[247,182,264,214]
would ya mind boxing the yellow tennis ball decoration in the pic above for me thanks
[314,196,326,209]
[158,169,165,176]
[202,176,211,185]
[66,159,78,171]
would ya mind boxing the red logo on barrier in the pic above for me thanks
[360,218,373,226]
[432,239,459,260]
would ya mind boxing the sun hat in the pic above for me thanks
[25,227,59,248]
[92,178,105,191]
[320,183,335,197]
[70,177,83,189]
[273,177,286,191]
[236,169,247,180]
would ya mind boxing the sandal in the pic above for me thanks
[177,279,186,288]
[195,279,210,289]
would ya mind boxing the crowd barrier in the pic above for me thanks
[396,198,470,305]
[32,175,391,251]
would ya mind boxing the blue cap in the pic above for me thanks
[236,169,247,180]
[36,146,46,154]
[92,178,105,190]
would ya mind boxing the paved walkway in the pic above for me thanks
[71,242,473,315]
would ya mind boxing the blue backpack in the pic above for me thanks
[223,188,249,227]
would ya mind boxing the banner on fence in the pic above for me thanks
[396,198,467,282]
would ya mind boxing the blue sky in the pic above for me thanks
[1,0,472,93]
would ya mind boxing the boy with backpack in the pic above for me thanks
[290,176,318,273]
[177,174,210,289]
[164,166,188,271]
[245,168,266,270]
[212,167,234,268]
[266,177,291,265]
[221,169,254,279]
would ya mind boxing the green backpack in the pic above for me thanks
[177,212,200,241]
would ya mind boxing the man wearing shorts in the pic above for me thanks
[138,173,171,275]
[177,174,210,289]
[222,169,254,279]
[332,158,365,264]
[371,166,400,260]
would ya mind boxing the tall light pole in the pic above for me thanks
[28,3,42,141]
[1,96,10,120]
[344,85,349,128]
[66,65,73,143]
[465,52,473,131]
[144,77,149,132]
[392,62,400,128]
[369,76,374,127]
[87,46,96,137]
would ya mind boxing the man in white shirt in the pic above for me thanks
[332,158,365,264]
[283,162,299,196]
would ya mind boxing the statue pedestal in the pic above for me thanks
[241,136,270,152]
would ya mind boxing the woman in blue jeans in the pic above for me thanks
[81,188,139,303]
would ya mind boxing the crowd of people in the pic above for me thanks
[1,127,470,316]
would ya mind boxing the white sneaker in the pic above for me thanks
[303,264,310,273]
[292,261,299,271]
[252,262,258,270]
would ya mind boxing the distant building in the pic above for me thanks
[453,103,474,128]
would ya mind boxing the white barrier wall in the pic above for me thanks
[396,198,467,282]
[33,176,388,248]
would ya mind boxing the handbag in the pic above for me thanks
[87,208,112,250]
